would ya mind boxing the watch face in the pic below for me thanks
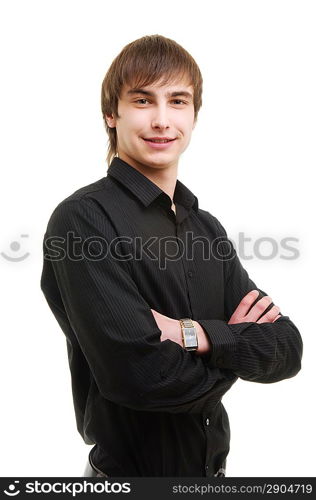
[185,327,198,347]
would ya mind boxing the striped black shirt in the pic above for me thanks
[40,156,303,477]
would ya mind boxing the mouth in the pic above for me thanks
[142,138,176,143]
[142,137,177,150]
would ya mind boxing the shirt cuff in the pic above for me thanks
[197,319,240,369]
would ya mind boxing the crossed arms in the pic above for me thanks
[41,199,303,414]
[151,289,282,355]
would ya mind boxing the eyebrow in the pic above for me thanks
[126,88,193,100]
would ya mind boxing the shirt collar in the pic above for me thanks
[107,156,199,213]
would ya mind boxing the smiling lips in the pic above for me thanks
[143,137,176,143]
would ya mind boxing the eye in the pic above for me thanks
[135,98,149,105]
[172,99,187,105]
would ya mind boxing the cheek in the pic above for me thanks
[122,113,147,138]
[178,123,194,141]
[131,113,148,132]
[175,111,195,134]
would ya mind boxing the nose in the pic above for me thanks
[151,104,170,130]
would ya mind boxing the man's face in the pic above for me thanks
[106,78,196,171]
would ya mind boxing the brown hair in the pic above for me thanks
[101,34,203,166]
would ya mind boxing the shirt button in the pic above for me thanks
[205,418,210,426]
[205,465,209,470]
[188,271,193,278]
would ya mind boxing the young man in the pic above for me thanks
[40,35,303,477]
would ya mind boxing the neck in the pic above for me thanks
[117,152,178,203]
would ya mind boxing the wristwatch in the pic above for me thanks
[179,318,198,351]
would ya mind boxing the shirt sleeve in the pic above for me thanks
[197,215,303,384]
[40,198,237,415]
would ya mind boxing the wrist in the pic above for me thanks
[192,321,212,354]
[179,318,199,351]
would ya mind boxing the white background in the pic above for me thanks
[0,0,315,477]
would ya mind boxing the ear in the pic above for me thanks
[105,113,117,128]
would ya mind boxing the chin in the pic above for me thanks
[144,155,176,168]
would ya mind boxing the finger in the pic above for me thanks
[273,314,282,322]
[256,305,280,324]
[229,290,260,323]
[244,295,273,322]
[151,309,157,318]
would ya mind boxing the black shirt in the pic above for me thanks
[40,156,303,477]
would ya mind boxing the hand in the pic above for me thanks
[151,309,183,347]
[228,290,281,325]
[151,309,211,354]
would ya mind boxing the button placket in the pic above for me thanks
[175,223,194,317]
